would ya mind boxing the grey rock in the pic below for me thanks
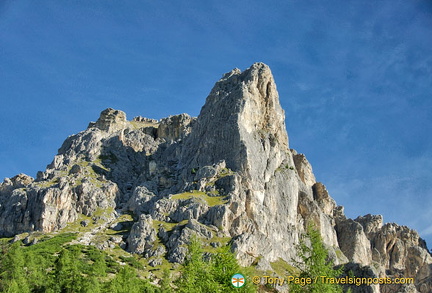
[194,166,217,181]
[214,174,239,196]
[149,258,163,267]
[92,108,127,132]
[256,258,272,271]
[109,235,123,244]
[127,214,156,255]
[312,182,336,216]
[157,114,195,142]
[132,116,158,124]
[144,245,166,258]
[167,246,188,263]
[292,150,316,188]
[169,198,208,222]
[69,164,82,175]
[80,220,90,227]
[340,262,379,293]
[335,216,372,265]
[186,219,213,239]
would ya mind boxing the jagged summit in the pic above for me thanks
[1,63,431,292]
[88,108,127,132]
[182,62,288,182]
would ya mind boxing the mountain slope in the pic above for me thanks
[1,63,431,292]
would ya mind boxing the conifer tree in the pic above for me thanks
[290,224,343,293]
[1,242,30,293]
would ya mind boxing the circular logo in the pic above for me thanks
[231,273,246,288]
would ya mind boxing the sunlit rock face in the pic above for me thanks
[1,63,431,293]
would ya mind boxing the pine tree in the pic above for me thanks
[106,266,157,293]
[211,244,254,292]
[1,242,30,293]
[176,235,254,293]
[53,247,86,292]
[89,247,107,277]
[290,224,343,293]
[176,235,217,293]
[160,268,172,293]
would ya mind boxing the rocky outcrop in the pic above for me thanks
[127,214,156,254]
[157,114,195,142]
[90,108,127,132]
[336,211,432,292]
[0,63,431,292]
[292,149,316,188]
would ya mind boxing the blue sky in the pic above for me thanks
[1,1,432,245]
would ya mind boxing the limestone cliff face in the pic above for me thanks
[177,63,338,269]
[0,63,431,292]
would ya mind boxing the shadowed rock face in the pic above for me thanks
[0,63,431,292]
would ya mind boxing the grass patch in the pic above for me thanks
[106,213,134,235]
[153,220,188,232]
[34,178,59,188]
[171,190,228,206]
[149,257,181,279]
[206,189,220,196]
[25,233,78,260]
[93,207,115,219]
[201,236,232,253]
[218,167,235,177]
[270,258,298,276]
[119,255,144,269]
[60,207,114,234]
[59,214,93,233]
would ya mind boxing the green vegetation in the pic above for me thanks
[176,235,254,293]
[289,224,343,293]
[270,258,298,276]
[153,219,188,232]
[34,177,59,188]
[218,167,234,177]
[276,164,295,172]
[0,231,257,292]
[0,234,158,293]
[171,190,228,206]
[59,207,116,235]
[34,157,110,190]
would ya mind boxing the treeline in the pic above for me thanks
[0,233,252,293]
[0,233,157,293]
[0,226,343,292]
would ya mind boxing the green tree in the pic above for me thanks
[290,224,343,293]
[0,242,30,293]
[176,235,254,293]
[52,247,86,292]
[176,235,218,292]
[211,244,254,292]
[81,276,102,293]
[25,250,48,291]
[160,268,172,293]
[88,247,107,277]
[106,266,157,293]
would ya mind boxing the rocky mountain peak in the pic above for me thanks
[181,63,288,183]
[208,62,287,147]
[1,63,431,292]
